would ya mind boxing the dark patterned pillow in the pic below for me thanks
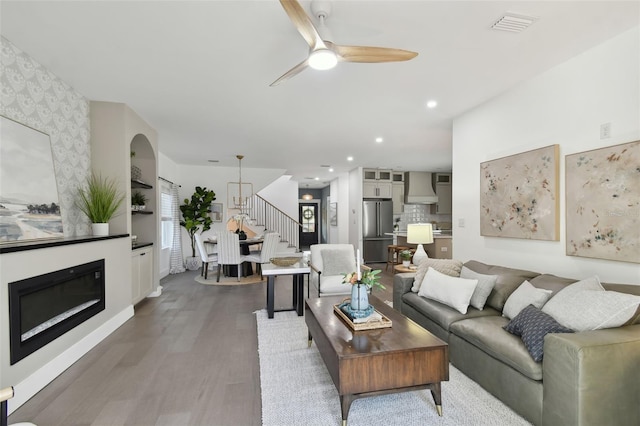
[503,304,574,362]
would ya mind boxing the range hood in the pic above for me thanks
[404,172,438,204]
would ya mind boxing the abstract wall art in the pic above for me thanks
[566,140,639,263]
[480,145,559,240]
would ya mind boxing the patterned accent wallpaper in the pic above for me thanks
[0,37,91,237]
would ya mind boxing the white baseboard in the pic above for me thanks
[148,285,163,298]
[8,305,135,414]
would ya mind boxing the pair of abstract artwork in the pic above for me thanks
[480,141,639,264]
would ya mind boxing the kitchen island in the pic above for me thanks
[385,231,453,259]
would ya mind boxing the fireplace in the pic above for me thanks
[8,259,106,365]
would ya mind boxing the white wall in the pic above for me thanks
[453,26,640,285]
[257,175,298,220]
[349,167,363,252]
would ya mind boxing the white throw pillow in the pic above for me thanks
[460,266,497,311]
[502,280,553,319]
[542,276,640,331]
[418,267,478,314]
[411,258,463,292]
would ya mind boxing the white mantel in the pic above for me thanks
[0,236,133,413]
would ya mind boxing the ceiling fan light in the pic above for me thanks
[309,49,337,70]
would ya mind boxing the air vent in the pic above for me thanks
[491,13,536,33]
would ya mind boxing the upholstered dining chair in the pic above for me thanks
[194,233,217,280]
[216,232,251,282]
[244,232,280,279]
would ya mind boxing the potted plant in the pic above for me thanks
[399,249,413,267]
[180,186,216,270]
[76,173,125,236]
[131,190,147,211]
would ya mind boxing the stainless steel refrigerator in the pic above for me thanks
[362,199,394,263]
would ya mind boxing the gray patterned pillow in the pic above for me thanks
[542,276,640,331]
[321,249,355,276]
[411,258,463,292]
[504,305,574,362]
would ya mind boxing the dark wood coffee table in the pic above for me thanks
[305,295,449,426]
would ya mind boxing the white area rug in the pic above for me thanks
[256,309,531,426]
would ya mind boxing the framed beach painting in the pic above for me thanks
[480,144,559,241]
[565,140,639,263]
[0,115,63,243]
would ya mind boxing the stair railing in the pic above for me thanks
[248,194,301,250]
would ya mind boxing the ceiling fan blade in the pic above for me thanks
[279,0,325,50]
[270,58,310,87]
[333,44,418,63]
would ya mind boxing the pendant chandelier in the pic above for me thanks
[227,154,253,213]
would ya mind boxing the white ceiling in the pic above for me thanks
[1,1,638,188]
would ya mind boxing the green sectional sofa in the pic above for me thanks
[393,260,640,426]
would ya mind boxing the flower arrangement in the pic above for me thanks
[232,213,251,230]
[342,269,385,291]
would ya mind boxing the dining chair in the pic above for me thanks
[194,233,217,280]
[216,232,251,282]
[244,232,280,279]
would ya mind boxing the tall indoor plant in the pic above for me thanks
[180,186,216,269]
[76,173,125,236]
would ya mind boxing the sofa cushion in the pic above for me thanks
[411,258,463,292]
[418,267,478,314]
[529,273,577,295]
[463,261,540,312]
[504,305,574,362]
[402,292,500,333]
[502,280,553,319]
[542,276,640,331]
[450,316,544,381]
[460,266,497,311]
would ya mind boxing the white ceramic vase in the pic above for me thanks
[91,223,109,236]
[185,256,200,271]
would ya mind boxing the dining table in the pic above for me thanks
[205,235,264,277]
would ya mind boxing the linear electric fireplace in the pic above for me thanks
[8,259,106,365]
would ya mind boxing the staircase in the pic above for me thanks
[244,194,301,252]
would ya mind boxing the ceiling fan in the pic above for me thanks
[270,0,418,86]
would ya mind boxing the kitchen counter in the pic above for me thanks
[385,231,452,239]
[385,231,453,259]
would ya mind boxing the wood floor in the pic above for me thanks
[8,262,395,426]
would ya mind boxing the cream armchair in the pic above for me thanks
[308,244,371,298]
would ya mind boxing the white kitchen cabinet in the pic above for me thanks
[363,168,392,182]
[364,181,392,198]
[392,182,404,214]
[432,173,452,214]
[131,245,153,304]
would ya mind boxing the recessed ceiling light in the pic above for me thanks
[329,168,334,172]
[314,177,319,180]
[347,156,353,162]
[375,137,383,143]
[426,100,438,109]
